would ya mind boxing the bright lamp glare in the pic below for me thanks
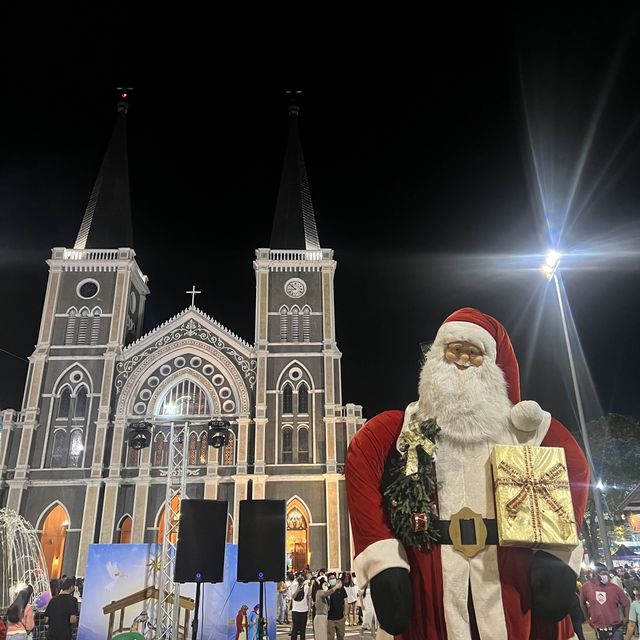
[545,249,561,268]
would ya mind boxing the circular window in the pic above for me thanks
[129,291,137,314]
[202,364,215,376]
[69,371,83,383]
[289,368,302,381]
[212,374,225,387]
[148,376,159,388]
[174,357,186,368]
[140,389,152,401]
[190,357,202,368]
[223,400,235,413]
[134,402,147,415]
[219,387,231,400]
[77,279,99,299]
[159,364,172,377]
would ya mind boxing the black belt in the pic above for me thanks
[436,518,499,546]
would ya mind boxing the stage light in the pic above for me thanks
[207,419,231,448]
[128,421,152,450]
[540,249,562,280]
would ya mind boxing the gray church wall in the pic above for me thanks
[265,481,325,521]
[338,481,351,570]
[309,525,327,570]
[54,271,118,317]
[114,483,135,541]
[335,421,347,464]
[6,428,20,468]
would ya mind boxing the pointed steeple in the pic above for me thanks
[74,89,134,250]
[270,94,321,250]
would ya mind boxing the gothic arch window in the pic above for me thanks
[57,388,71,418]
[199,432,209,465]
[127,444,140,467]
[280,306,289,342]
[50,430,67,467]
[298,383,309,414]
[282,384,293,414]
[68,429,84,468]
[74,386,88,418]
[282,426,293,464]
[222,431,235,466]
[298,427,309,464]
[158,379,211,417]
[90,307,101,345]
[78,307,90,344]
[302,306,311,342]
[188,432,198,465]
[153,434,166,467]
[117,515,132,544]
[290,306,300,342]
[286,498,310,572]
[65,308,77,345]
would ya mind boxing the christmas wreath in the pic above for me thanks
[383,417,441,549]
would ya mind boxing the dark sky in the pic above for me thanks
[2,7,640,432]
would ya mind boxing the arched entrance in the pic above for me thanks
[157,495,181,545]
[118,515,132,544]
[286,498,310,572]
[39,504,69,579]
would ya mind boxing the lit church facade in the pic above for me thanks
[0,95,364,579]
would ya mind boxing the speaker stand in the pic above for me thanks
[258,579,265,640]
[191,580,202,640]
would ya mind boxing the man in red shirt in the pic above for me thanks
[580,564,630,639]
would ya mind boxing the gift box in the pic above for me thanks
[491,444,579,549]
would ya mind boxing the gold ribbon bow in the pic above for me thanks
[402,419,437,476]
[495,447,574,542]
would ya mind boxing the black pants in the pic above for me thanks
[291,610,307,640]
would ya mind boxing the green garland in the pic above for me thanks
[383,417,441,549]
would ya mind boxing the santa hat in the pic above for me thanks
[433,307,521,405]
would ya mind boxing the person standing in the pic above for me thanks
[326,574,347,640]
[313,577,342,640]
[248,605,260,640]
[235,605,249,640]
[277,579,288,624]
[341,573,357,626]
[44,577,79,640]
[624,588,640,640]
[580,564,630,640]
[6,585,34,639]
[290,576,310,640]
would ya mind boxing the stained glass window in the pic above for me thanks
[282,427,293,464]
[57,389,71,418]
[68,430,84,468]
[298,428,309,464]
[298,384,309,414]
[153,435,165,467]
[51,430,66,467]
[223,431,235,466]
[158,379,210,417]
[283,385,293,414]
[188,432,197,465]
[74,387,88,418]
[199,433,208,465]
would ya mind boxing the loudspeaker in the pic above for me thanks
[174,499,228,583]
[237,499,286,582]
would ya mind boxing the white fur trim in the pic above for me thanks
[434,321,497,360]
[537,541,584,575]
[352,538,410,587]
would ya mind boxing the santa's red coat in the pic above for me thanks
[346,410,590,640]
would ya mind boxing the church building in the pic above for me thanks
[0,94,365,578]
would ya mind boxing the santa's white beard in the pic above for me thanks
[416,347,512,446]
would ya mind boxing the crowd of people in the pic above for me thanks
[277,567,377,640]
[0,576,81,640]
[572,564,640,640]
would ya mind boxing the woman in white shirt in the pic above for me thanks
[290,576,311,640]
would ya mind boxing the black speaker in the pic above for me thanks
[174,499,228,583]
[237,499,286,582]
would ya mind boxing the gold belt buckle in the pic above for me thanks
[449,507,487,558]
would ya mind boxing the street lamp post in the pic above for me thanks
[542,251,613,568]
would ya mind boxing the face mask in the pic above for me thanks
[599,574,609,584]
[328,579,336,587]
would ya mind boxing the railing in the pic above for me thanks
[268,249,326,261]
[62,249,120,260]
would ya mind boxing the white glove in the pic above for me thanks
[510,400,545,433]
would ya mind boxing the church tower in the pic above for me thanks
[1,91,149,575]
[253,99,363,570]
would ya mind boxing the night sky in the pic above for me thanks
[2,7,640,433]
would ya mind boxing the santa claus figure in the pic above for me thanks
[346,307,590,640]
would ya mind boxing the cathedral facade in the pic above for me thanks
[0,96,364,578]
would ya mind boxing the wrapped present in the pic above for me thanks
[491,444,579,549]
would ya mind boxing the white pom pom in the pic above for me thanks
[510,400,544,433]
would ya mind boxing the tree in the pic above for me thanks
[569,413,640,561]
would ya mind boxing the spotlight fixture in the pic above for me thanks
[128,421,152,450]
[207,418,231,448]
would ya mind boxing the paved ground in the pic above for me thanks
[275,620,600,639]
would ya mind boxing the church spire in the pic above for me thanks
[270,92,321,251]
[73,88,134,250]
